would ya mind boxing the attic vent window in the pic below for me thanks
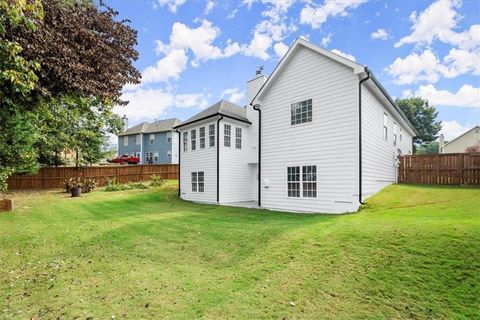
[291,99,312,125]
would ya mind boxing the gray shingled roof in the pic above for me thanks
[119,118,182,136]
[175,100,250,128]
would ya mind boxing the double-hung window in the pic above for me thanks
[191,129,197,151]
[136,134,141,145]
[153,152,159,162]
[166,132,172,143]
[150,134,155,144]
[287,166,317,198]
[235,127,242,149]
[191,172,204,193]
[393,123,397,146]
[123,136,128,147]
[224,124,231,147]
[199,127,206,149]
[209,124,215,147]
[291,99,312,125]
[383,113,388,141]
[183,132,188,152]
[400,128,403,142]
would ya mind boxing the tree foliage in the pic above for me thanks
[395,97,442,148]
[415,141,439,155]
[6,0,140,104]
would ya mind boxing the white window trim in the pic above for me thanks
[191,171,204,193]
[191,129,197,151]
[136,134,141,146]
[209,124,215,148]
[183,131,188,152]
[123,136,129,147]
[383,113,388,141]
[286,165,317,199]
[166,131,172,143]
[150,134,155,145]
[224,124,231,148]
[290,98,313,127]
[199,127,206,149]
[235,127,242,149]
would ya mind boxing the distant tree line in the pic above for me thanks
[1,0,140,191]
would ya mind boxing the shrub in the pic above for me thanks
[150,175,164,187]
[105,178,149,192]
[64,177,97,193]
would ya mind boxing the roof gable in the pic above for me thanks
[252,37,364,104]
[119,118,181,136]
[444,125,480,146]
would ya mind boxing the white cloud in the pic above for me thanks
[115,88,209,121]
[154,0,186,13]
[221,87,245,104]
[227,8,238,19]
[440,120,472,141]
[204,0,215,14]
[300,0,368,29]
[371,28,388,40]
[142,49,188,84]
[395,0,480,49]
[386,48,480,85]
[321,33,332,46]
[415,84,480,108]
[273,42,289,58]
[331,49,356,61]
[402,89,413,98]
[242,31,273,60]
[385,50,445,85]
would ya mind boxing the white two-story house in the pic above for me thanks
[174,38,417,214]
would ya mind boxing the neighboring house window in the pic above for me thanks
[150,134,155,144]
[235,127,242,149]
[287,166,301,197]
[136,134,141,145]
[135,152,140,158]
[383,113,388,141]
[166,132,172,143]
[154,152,159,162]
[291,99,312,126]
[224,124,231,147]
[183,132,188,152]
[199,127,206,149]
[191,171,204,192]
[393,123,397,146]
[191,129,197,150]
[209,124,215,147]
[167,150,172,157]
[146,152,153,164]
[287,166,317,198]
[130,152,134,157]
[302,166,317,198]
[123,136,128,147]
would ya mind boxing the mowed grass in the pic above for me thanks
[0,182,479,319]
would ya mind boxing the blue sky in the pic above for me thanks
[108,0,480,140]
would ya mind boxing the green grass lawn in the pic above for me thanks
[1,182,479,319]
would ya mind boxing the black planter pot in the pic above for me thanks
[70,187,82,197]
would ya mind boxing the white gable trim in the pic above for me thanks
[251,37,365,105]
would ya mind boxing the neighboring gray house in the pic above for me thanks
[118,118,181,164]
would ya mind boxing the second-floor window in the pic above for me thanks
[166,132,172,143]
[291,99,312,125]
[150,134,155,144]
[183,132,188,152]
[383,113,388,141]
[224,124,231,147]
[400,128,403,142]
[235,127,242,149]
[199,127,205,149]
[136,134,141,145]
[123,136,128,147]
[209,124,215,147]
[191,129,197,150]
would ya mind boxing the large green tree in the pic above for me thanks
[395,97,442,149]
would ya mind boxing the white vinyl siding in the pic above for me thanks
[209,124,215,147]
[224,124,231,147]
[291,99,312,125]
[259,45,359,213]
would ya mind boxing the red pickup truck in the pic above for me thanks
[108,155,140,164]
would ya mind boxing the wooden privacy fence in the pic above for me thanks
[7,164,179,190]
[399,153,480,185]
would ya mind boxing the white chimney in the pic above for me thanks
[247,67,268,105]
[439,134,445,154]
[246,68,268,164]
[122,115,128,132]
